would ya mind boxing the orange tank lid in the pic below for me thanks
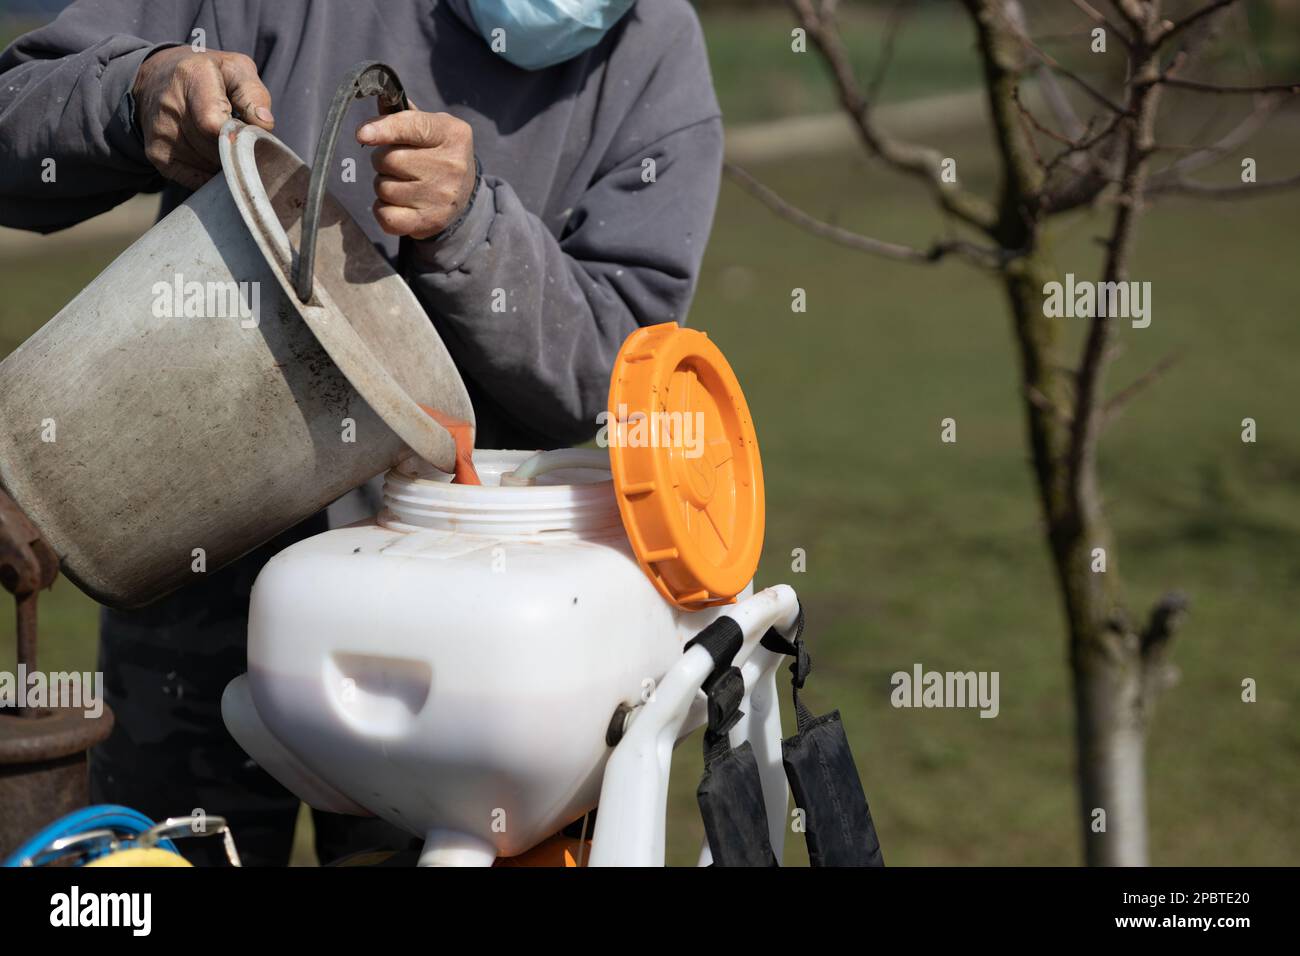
[606,322,765,610]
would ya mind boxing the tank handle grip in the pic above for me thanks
[295,61,410,303]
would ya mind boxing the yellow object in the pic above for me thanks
[608,323,765,609]
[84,847,193,867]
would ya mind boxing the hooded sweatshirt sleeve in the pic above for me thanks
[0,0,201,232]
[403,13,724,448]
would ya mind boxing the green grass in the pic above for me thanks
[700,3,983,124]
[659,116,1300,866]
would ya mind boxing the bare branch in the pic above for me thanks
[1014,84,1081,149]
[1156,4,1242,94]
[724,163,1003,267]
[1149,170,1300,199]
[985,0,1129,219]
[1005,1,1091,143]
[1068,0,1135,48]
[1036,66,1091,143]
[962,0,1053,243]
[1044,110,1126,177]
[785,0,998,233]
[1141,591,1189,658]
[1027,384,1073,424]
[1029,28,1099,44]
[1150,93,1282,182]
[865,0,914,104]
[1156,0,1240,45]
[1039,108,1130,215]
[1016,31,1130,115]
[1139,590,1189,705]
[1108,0,1148,30]
[1068,46,1164,510]
[1103,348,1185,426]
[1160,77,1300,95]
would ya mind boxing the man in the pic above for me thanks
[0,0,722,865]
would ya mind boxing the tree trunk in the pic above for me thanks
[970,0,1178,864]
[1072,625,1149,865]
[1000,257,1156,866]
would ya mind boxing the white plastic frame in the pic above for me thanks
[587,584,801,867]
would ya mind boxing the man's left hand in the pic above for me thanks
[358,107,476,240]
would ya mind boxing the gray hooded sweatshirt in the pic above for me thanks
[0,0,723,449]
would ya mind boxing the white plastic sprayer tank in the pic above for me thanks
[223,450,742,860]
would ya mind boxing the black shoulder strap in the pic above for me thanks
[689,615,779,866]
[760,605,886,867]
[760,606,815,732]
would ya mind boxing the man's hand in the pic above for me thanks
[132,47,275,190]
[358,108,476,241]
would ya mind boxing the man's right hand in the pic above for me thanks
[131,47,275,191]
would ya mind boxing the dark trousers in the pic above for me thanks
[87,511,413,866]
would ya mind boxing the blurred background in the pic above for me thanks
[2,0,1298,865]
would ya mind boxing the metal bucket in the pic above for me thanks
[0,67,472,608]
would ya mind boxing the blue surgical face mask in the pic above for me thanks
[462,0,636,71]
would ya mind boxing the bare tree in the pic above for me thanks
[730,0,1298,865]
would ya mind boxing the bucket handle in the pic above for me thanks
[295,61,410,303]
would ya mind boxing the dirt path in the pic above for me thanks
[0,194,158,254]
[724,89,986,165]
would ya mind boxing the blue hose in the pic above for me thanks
[3,804,179,867]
